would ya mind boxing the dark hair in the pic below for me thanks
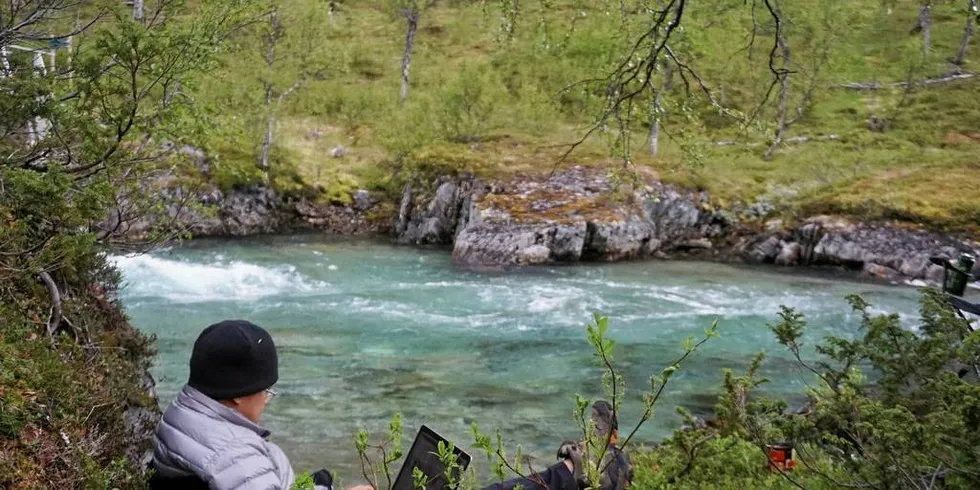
[593,400,618,431]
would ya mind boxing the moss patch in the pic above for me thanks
[798,161,980,235]
[0,283,156,490]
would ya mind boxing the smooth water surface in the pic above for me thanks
[114,235,936,482]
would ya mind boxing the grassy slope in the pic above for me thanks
[196,0,980,233]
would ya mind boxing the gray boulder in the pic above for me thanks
[353,189,374,211]
[747,235,781,263]
[398,178,473,245]
[898,256,930,280]
[582,218,659,261]
[453,221,588,267]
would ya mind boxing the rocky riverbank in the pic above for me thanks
[392,166,978,283]
[131,164,978,285]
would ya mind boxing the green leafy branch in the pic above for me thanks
[471,423,530,483]
[354,412,404,490]
[617,318,719,452]
[581,314,720,485]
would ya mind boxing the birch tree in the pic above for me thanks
[252,1,328,177]
[911,1,933,58]
[385,0,425,105]
[258,4,286,176]
[761,0,836,160]
[648,57,673,156]
[761,1,792,160]
[951,0,978,65]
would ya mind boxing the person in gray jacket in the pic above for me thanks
[150,320,373,490]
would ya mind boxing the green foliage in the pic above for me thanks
[292,472,316,490]
[631,436,839,490]
[468,290,980,490]
[765,290,980,489]
[433,62,502,144]
[472,314,719,490]
[634,289,980,489]
[354,412,405,490]
[1,1,260,488]
[712,353,769,438]
[184,0,980,231]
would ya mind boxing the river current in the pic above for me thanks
[113,235,937,482]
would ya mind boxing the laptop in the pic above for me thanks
[392,425,472,490]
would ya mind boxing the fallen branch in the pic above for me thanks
[785,134,841,144]
[712,134,840,148]
[836,73,975,90]
[39,271,62,337]
[39,271,79,341]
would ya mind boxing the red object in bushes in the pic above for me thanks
[767,444,796,472]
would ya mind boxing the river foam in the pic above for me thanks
[110,253,329,303]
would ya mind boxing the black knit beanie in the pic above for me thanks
[188,320,279,400]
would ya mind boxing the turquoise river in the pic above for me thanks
[112,235,962,483]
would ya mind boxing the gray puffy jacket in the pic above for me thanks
[153,385,296,490]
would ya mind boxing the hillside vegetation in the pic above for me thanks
[2,1,979,488]
[195,0,980,232]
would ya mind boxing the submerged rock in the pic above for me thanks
[863,262,902,282]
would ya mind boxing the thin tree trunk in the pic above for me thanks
[953,0,978,65]
[648,102,661,156]
[1,46,9,78]
[27,52,50,147]
[399,6,419,105]
[133,0,144,20]
[258,6,280,177]
[648,60,673,156]
[259,108,274,175]
[919,4,933,58]
[763,24,791,161]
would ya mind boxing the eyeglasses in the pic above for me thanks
[264,388,278,400]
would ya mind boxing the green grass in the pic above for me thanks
[193,0,980,233]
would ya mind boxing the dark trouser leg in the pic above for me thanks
[480,462,578,490]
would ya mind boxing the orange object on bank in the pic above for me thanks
[767,444,796,472]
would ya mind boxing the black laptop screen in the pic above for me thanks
[392,426,471,490]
